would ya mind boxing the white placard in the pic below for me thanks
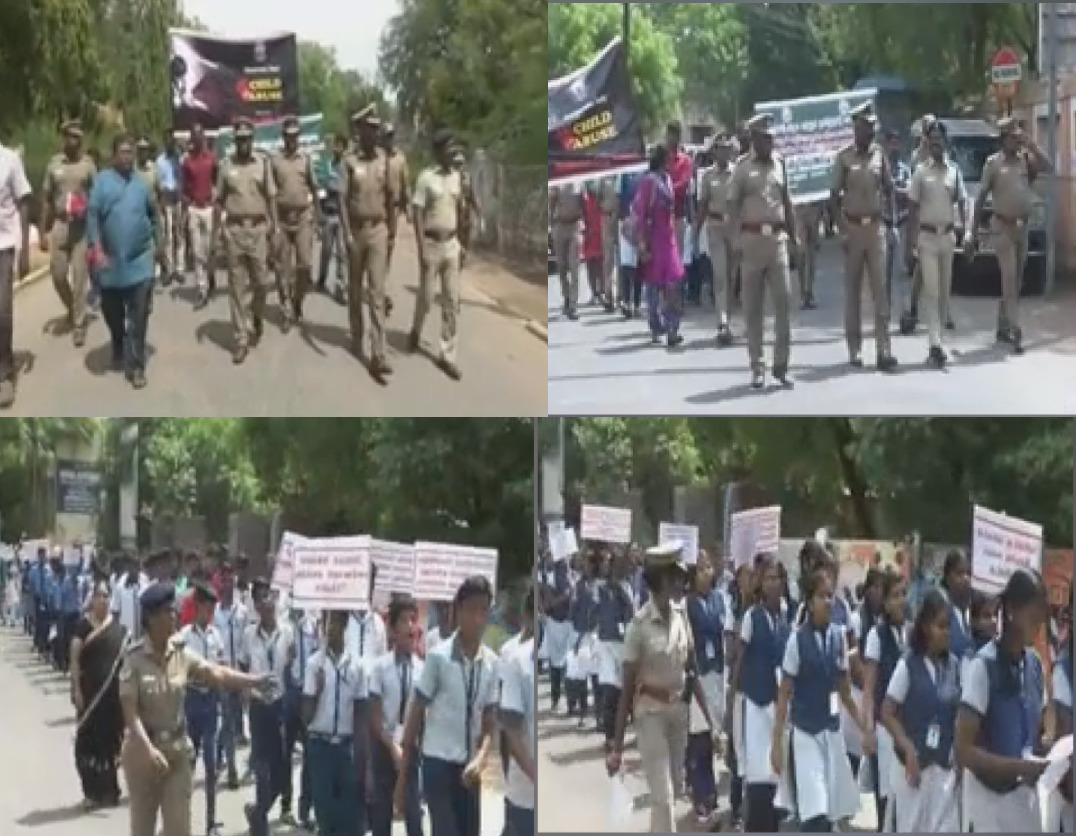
[730,506,782,568]
[271,531,306,592]
[22,538,49,560]
[659,523,700,565]
[971,505,1043,595]
[290,536,372,610]
[413,541,498,602]
[546,520,566,542]
[550,527,579,563]
[581,504,632,544]
[370,539,416,606]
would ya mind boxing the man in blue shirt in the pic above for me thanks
[55,560,82,672]
[87,134,159,390]
[28,548,49,658]
[317,134,348,303]
[156,128,183,285]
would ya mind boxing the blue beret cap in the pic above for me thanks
[140,581,176,614]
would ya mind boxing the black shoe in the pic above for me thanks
[1011,327,1024,355]
[666,333,684,349]
[716,327,733,348]
[232,345,249,365]
[772,365,792,386]
[899,312,917,335]
[877,355,898,373]
[193,292,209,311]
[227,770,239,791]
[110,351,124,372]
[928,345,947,369]
[281,316,292,334]
[849,353,864,368]
[750,370,765,389]
[946,318,955,330]
[996,327,1012,344]
[567,309,579,321]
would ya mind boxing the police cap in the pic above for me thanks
[61,119,83,138]
[140,581,176,615]
[135,136,151,149]
[234,118,254,138]
[282,116,301,136]
[849,101,878,125]
[644,542,688,572]
[432,128,455,149]
[351,104,380,127]
[745,113,775,136]
[382,121,395,136]
[995,116,1018,136]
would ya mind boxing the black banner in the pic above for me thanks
[55,460,101,516]
[548,38,645,184]
[168,30,300,132]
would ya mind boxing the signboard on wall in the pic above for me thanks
[55,461,101,516]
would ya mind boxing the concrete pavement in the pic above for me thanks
[0,625,505,836]
[548,242,1076,415]
[7,235,546,416]
[536,675,877,833]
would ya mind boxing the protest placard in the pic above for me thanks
[581,504,632,544]
[271,531,305,592]
[730,506,782,568]
[370,539,416,606]
[290,536,372,609]
[413,542,498,602]
[550,527,579,563]
[658,523,699,565]
[971,505,1043,594]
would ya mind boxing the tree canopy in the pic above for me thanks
[0,419,534,585]
[548,2,1042,133]
[545,417,1073,548]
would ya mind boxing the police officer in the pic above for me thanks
[901,114,939,334]
[40,119,97,347]
[410,129,464,381]
[831,101,898,372]
[211,117,278,365]
[382,121,410,317]
[693,133,736,347]
[178,580,225,836]
[596,173,620,312]
[120,581,269,836]
[270,116,321,331]
[340,105,396,381]
[728,113,800,390]
[971,116,1051,355]
[453,148,481,273]
[549,181,584,320]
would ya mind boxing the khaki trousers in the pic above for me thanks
[123,739,194,836]
[347,220,388,361]
[844,221,891,357]
[918,229,955,349]
[276,207,315,315]
[992,217,1024,332]
[706,221,733,325]
[49,221,89,328]
[741,232,792,373]
[223,220,269,348]
[412,236,461,364]
[552,221,580,309]
[635,703,688,833]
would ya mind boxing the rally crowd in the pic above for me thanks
[549,106,1051,389]
[0,107,482,408]
[537,534,1073,833]
[3,541,535,836]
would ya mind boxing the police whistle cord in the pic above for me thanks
[72,633,132,739]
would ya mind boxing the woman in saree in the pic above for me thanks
[631,144,685,347]
[70,578,128,809]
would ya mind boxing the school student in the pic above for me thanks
[848,569,885,779]
[1050,635,1073,832]
[566,555,599,726]
[595,552,634,749]
[955,568,1051,832]
[939,550,973,659]
[396,576,499,836]
[772,568,867,832]
[860,571,907,832]
[499,591,536,836]
[543,558,572,713]
[283,605,319,829]
[724,562,756,829]
[879,589,962,832]
[213,559,248,790]
[369,595,423,836]
[728,554,790,833]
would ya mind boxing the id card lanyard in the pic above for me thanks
[462,658,480,760]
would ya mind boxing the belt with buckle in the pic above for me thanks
[993,213,1027,228]
[708,213,727,222]
[226,215,267,226]
[309,732,352,745]
[280,207,310,223]
[424,230,456,243]
[740,222,784,236]
[845,213,880,227]
[349,215,385,227]
[920,223,955,235]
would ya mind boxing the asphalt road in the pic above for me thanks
[535,674,877,834]
[0,625,506,836]
[548,242,1076,415]
[7,234,546,416]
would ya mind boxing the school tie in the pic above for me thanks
[359,618,366,656]
[398,659,410,724]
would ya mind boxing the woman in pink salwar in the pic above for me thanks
[632,145,685,347]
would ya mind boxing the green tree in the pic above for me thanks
[298,41,387,137]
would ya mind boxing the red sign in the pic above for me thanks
[991,47,1022,99]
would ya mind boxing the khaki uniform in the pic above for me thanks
[42,153,96,328]
[909,158,961,349]
[729,153,792,374]
[623,600,693,833]
[135,163,161,205]
[981,151,1034,333]
[597,178,619,300]
[411,166,462,365]
[217,154,276,349]
[340,148,393,361]
[698,165,734,325]
[119,636,209,836]
[795,202,823,302]
[386,149,410,283]
[832,143,892,359]
[270,149,317,317]
[550,187,584,311]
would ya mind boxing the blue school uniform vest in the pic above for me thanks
[948,602,972,660]
[741,604,790,708]
[898,651,960,769]
[857,604,878,658]
[596,582,632,642]
[687,588,725,676]
[831,596,850,627]
[548,564,571,621]
[977,641,1044,759]
[872,622,904,713]
[569,579,596,633]
[790,623,843,735]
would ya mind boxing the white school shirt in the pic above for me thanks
[213,599,249,668]
[1053,662,1073,710]
[345,609,387,672]
[863,623,905,664]
[782,624,850,677]
[241,620,295,702]
[498,633,523,683]
[289,614,321,686]
[369,650,424,742]
[499,637,536,810]
[179,622,225,690]
[416,636,500,764]
[303,648,365,738]
[886,655,951,703]
[426,625,451,652]
[110,573,148,638]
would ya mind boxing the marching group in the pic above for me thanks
[549,105,1051,389]
[537,535,1073,833]
[4,542,535,836]
[0,106,482,407]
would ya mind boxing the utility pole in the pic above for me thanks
[622,3,631,65]
[1044,2,1060,296]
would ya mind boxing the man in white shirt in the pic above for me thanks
[283,606,319,828]
[346,599,387,826]
[369,595,424,836]
[110,551,148,640]
[0,139,31,408]
[179,580,226,836]
[213,558,248,788]
[241,579,295,836]
[303,609,366,836]
[499,589,536,836]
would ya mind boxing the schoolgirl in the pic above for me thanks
[728,553,791,832]
[594,551,635,749]
[565,553,600,727]
[860,570,907,832]
[879,589,962,832]
[848,568,885,781]
[772,567,866,832]
[939,550,973,659]
[724,562,757,829]
[542,557,572,713]
[955,567,1051,832]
